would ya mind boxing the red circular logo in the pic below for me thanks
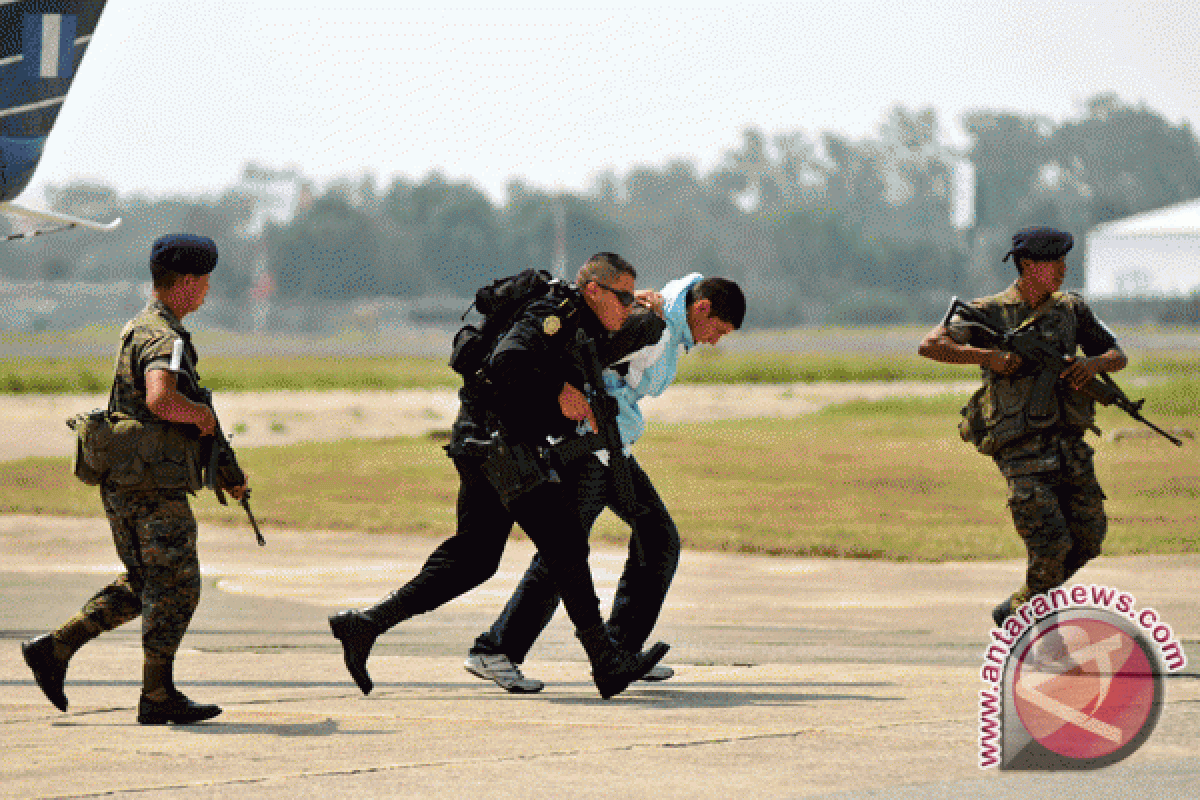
[1013,618,1157,760]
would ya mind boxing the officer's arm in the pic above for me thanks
[145,369,216,435]
[918,325,1018,375]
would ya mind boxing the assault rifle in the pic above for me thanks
[941,297,1183,447]
[576,335,645,562]
[198,388,266,546]
[169,338,265,545]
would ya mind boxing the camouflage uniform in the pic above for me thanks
[948,284,1118,605]
[61,299,205,662]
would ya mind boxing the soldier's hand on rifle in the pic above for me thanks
[145,369,217,435]
[558,383,598,433]
[227,482,249,501]
[1060,356,1101,390]
[985,349,1022,376]
[196,405,217,437]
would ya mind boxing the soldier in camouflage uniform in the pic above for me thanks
[918,228,1127,627]
[21,234,248,724]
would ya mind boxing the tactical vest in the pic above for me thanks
[959,291,1096,456]
[70,303,204,490]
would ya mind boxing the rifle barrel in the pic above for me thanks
[1133,415,1184,447]
[241,495,267,546]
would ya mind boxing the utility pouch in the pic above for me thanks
[965,375,1044,457]
[104,416,150,487]
[958,387,988,449]
[1026,370,1061,427]
[66,410,111,486]
[65,411,153,487]
[477,434,550,508]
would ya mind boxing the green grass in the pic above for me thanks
[0,351,965,393]
[3,382,1195,561]
[5,349,1196,393]
[0,355,461,393]
[674,349,968,383]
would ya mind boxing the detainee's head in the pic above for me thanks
[686,277,746,345]
[149,233,217,315]
[577,252,637,332]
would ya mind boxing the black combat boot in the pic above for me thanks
[329,590,412,695]
[137,660,221,725]
[21,634,70,712]
[328,610,380,695]
[576,624,670,699]
[992,596,1014,628]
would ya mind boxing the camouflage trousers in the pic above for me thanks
[75,487,202,662]
[997,434,1107,603]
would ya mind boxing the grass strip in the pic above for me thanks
[4,350,1197,393]
[2,390,1194,562]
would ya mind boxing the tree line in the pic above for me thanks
[4,92,1198,328]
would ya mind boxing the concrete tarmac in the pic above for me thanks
[3,515,1198,799]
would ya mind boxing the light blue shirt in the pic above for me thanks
[603,272,703,447]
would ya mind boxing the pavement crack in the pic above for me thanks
[36,717,971,798]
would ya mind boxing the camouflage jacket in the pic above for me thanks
[103,299,205,490]
[947,283,1118,465]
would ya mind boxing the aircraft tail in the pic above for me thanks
[1,1,112,229]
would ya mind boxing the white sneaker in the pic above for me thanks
[640,665,675,682]
[464,653,544,693]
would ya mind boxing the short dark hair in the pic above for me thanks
[150,265,182,290]
[688,277,745,329]
[577,252,636,286]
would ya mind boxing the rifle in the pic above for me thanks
[198,388,266,546]
[576,335,645,562]
[168,339,265,545]
[941,297,1183,447]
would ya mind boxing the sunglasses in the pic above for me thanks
[594,282,635,307]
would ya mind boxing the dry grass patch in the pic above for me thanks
[1,390,1195,562]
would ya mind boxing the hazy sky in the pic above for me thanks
[22,0,1200,205]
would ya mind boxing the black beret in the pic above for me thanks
[1002,227,1073,263]
[150,233,218,275]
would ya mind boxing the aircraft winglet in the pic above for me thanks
[0,201,121,239]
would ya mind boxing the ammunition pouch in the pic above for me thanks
[960,370,1066,457]
[957,388,988,451]
[456,433,551,508]
[66,411,203,490]
[66,410,113,486]
[1061,384,1098,435]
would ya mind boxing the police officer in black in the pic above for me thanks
[329,253,669,698]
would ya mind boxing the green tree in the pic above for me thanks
[269,191,381,300]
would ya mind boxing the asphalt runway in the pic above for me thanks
[3,515,1198,799]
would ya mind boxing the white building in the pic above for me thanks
[1084,198,1200,297]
